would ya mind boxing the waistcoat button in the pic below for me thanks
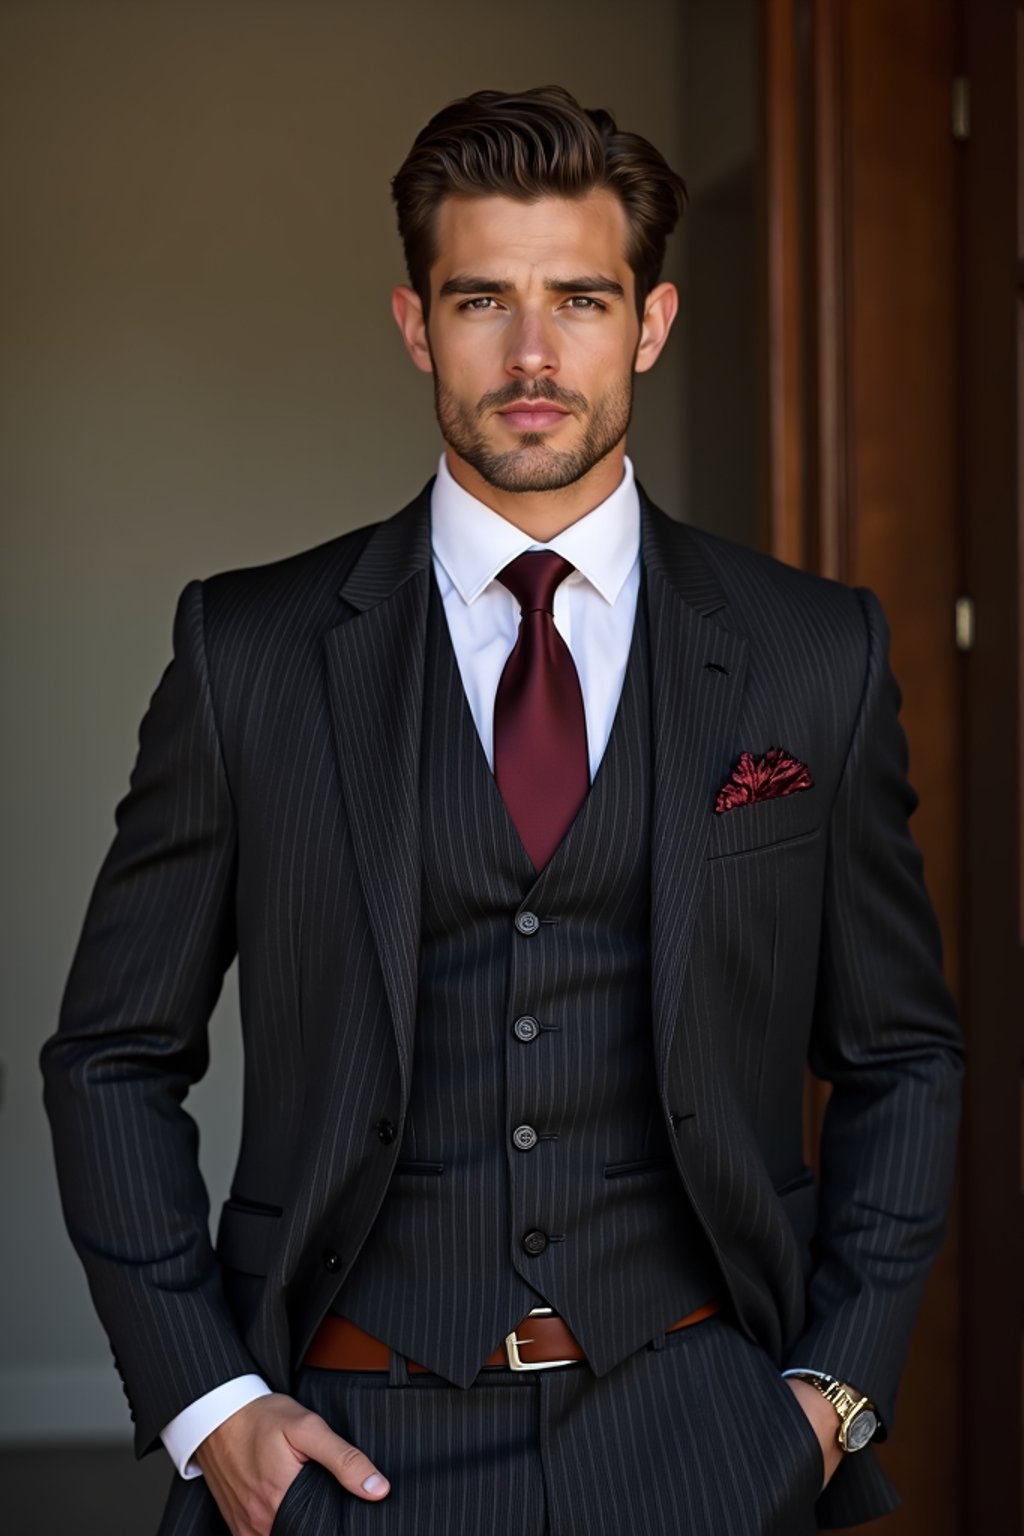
[515,910,540,935]
[513,1015,540,1042]
[323,1249,342,1272]
[521,1229,548,1255]
[512,1124,538,1150]
[376,1118,396,1144]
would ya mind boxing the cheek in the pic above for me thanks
[561,324,636,376]
[433,336,497,392]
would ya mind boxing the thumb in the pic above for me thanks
[289,1412,391,1502]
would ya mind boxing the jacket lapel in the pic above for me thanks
[322,485,433,1103]
[640,491,749,1090]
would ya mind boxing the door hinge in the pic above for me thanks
[952,77,970,141]
[954,595,974,651]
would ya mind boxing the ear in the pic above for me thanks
[392,285,433,374]
[634,281,679,374]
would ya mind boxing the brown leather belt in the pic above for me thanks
[303,1299,721,1374]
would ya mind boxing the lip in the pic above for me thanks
[497,402,571,431]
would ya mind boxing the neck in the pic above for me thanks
[443,444,628,541]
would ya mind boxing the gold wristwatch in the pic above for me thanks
[788,1372,879,1452]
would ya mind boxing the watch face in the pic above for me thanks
[844,1409,878,1452]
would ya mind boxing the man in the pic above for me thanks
[41,87,964,1535]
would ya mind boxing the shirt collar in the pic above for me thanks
[429,451,640,606]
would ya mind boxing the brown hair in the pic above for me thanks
[391,86,687,319]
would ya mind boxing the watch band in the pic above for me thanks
[787,1371,878,1452]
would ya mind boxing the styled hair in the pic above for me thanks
[391,86,687,319]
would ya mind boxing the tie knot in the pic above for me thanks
[496,550,576,615]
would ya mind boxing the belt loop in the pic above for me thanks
[648,1331,667,1352]
[388,1348,411,1387]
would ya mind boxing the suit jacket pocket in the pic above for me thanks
[216,1199,282,1277]
[774,1166,819,1252]
[705,786,822,860]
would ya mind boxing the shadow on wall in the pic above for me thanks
[0,1445,174,1535]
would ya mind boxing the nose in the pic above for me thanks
[503,309,559,381]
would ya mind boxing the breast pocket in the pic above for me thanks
[705,786,822,860]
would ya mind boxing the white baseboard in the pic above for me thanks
[0,1365,133,1444]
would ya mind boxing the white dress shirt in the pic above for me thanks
[160,453,642,1478]
[429,450,641,778]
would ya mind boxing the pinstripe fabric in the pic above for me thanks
[40,479,963,1532]
[333,562,718,1384]
[297,1319,827,1536]
[158,1316,839,1536]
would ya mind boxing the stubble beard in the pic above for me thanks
[433,373,635,494]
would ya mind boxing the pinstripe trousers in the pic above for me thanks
[162,1311,822,1536]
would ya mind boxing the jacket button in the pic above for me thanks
[323,1249,342,1272]
[515,910,540,935]
[512,1124,538,1151]
[522,1229,548,1256]
[513,1015,539,1042]
[376,1118,396,1144]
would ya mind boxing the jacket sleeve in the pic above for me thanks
[781,585,965,1435]
[40,579,261,1459]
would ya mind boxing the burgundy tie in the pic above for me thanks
[493,550,590,870]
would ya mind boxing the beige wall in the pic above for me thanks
[0,0,754,1441]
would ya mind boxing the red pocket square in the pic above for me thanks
[714,747,813,814]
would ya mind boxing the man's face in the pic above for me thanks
[402,192,650,495]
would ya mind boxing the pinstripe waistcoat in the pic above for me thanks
[332,564,720,1384]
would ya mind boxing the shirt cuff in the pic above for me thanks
[160,1375,273,1479]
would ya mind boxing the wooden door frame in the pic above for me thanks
[761,2,964,1530]
[958,1,1023,1529]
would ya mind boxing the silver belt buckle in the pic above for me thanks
[503,1305,577,1371]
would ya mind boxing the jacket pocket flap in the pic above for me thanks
[774,1167,818,1246]
[216,1199,281,1277]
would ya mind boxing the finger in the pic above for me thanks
[288,1412,391,1501]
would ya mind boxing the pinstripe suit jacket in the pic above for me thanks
[41,480,964,1499]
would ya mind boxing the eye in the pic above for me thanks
[458,296,502,311]
[562,296,606,312]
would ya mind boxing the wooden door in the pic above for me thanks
[762,2,965,1529]
[959,1,1023,1530]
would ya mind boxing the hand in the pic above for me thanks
[194,1391,390,1536]
[784,1378,844,1491]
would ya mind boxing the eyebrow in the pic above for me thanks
[438,274,626,300]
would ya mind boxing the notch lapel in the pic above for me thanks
[322,486,433,1103]
[641,493,749,1092]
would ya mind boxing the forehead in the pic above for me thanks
[429,191,631,284]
